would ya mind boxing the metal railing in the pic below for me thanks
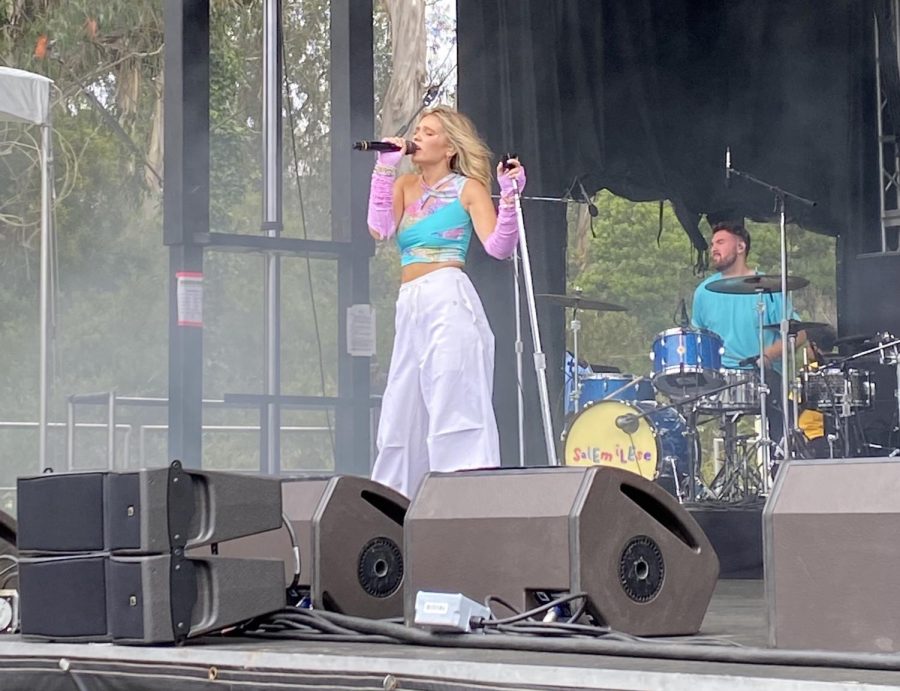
[64,392,349,472]
[1,420,133,470]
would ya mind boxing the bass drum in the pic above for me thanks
[563,400,691,485]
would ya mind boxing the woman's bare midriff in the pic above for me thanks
[401,260,464,283]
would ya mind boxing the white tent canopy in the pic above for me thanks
[0,66,52,126]
[0,66,54,470]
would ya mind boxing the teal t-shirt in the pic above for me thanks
[691,272,797,372]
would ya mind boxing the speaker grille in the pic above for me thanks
[618,536,664,603]
[358,537,403,598]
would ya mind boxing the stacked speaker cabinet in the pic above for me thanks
[215,475,409,619]
[17,462,287,643]
[404,466,719,636]
[764,457,900,652]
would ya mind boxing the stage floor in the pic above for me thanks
[0,580,899,690]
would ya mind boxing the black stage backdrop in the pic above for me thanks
[458,0,893,466]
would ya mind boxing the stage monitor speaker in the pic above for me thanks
[764,457,900,652]
[404,466,719,636]
[215,475,408,619]
[19,553,285,643]
[17,462,283,554]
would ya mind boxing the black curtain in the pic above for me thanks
[459,0,879,466]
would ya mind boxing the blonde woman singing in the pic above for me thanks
[367,106,525,498]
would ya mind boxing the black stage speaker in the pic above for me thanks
[216,475,408,618]
[764,457,900,652]
[17,463,283,553]
[405,466,719,636]
[17,463,286,643]
[19,554,285,643]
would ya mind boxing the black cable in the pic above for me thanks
[280,28,336,459]
[242,606,900,672]
[481,592,589,626]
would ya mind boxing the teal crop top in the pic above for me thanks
[396,173,474,266]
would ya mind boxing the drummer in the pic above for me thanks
[691,220,802,449]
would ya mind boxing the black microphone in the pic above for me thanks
[725,147,732,189]
[615,414,640,435]
[352,140,419,154]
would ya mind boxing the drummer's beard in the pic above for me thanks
[712,249,737,273]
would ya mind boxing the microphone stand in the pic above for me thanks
[491,186,594,467]
[725,153,817,463]
[510,176,559,466]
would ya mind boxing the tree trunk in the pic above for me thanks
[379,0,427,139]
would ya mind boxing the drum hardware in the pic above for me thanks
[705,274,810,295]
[822,332,900,456]
[540,291,628,416]
[650,327,725,396]
[702,274,811,474]
[595,374,654,403]
[536,292,628,313]
[563,399,690,484]
[609,377,755,502]
[706,413,768,501]
[762,319,829,335]
[723,149,817,464]
[695,369,760,413]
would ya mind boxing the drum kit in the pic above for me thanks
[541,276,900,504]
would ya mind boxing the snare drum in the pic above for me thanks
[697,369,760,413]
[650,327,725,396]
[579,373,655,408]
[563,400,690,483]
[802,367,874,410]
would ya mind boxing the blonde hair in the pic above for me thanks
[418,106,493,190]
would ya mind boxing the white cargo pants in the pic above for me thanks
[371,267,501,498]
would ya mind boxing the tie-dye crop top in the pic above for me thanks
[396,173,474,266]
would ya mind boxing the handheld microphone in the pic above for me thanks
[615,414,640,435]
[725,147,732,189]
[352,140,419,154]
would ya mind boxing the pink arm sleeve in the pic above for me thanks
[367,150,404,240]
[483,203,518,259]
[483,164,526,259]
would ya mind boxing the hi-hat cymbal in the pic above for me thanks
[762,320,830,335]
[705,274,810,294]
[537,293,627,312]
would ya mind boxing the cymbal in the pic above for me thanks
[762,320,830,335]
[705,274,810,294]
[537,293,627,312]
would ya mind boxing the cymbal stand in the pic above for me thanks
[785,331,810,457]
[727,150,817,463]
[753,289,772,476]
[569,302,583,414]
